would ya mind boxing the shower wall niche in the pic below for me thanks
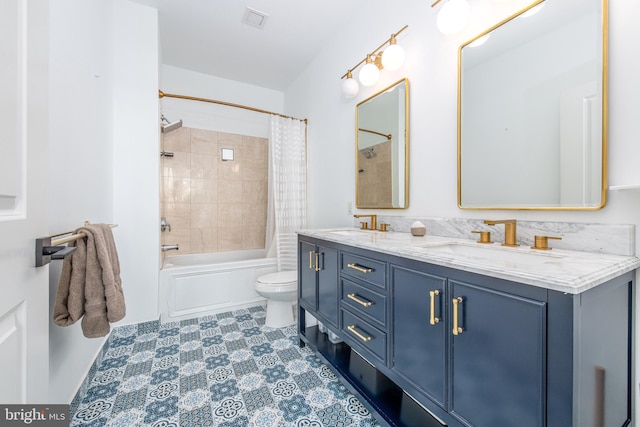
[161,126,268,254]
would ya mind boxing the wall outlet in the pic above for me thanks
[347,202,353,215]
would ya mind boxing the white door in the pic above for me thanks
[0,0,50,403]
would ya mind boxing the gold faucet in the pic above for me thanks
[531,235,562,250]
[484,219,519,247]
[354,214,377,231]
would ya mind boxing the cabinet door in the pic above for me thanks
[392,266,447,408]
[317,245,339,327]
[299,240,317,309]
[449,280,546,427]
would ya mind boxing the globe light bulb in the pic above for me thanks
[341,71,359,98]
[437,0,470,35]
[359,56,380,87]
[381,37,405,71]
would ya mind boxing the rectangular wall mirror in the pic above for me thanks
[458,0,607,209]
[356,78,409,209]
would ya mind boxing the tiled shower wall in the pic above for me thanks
[357,140,392,206]
[161,126,268,254]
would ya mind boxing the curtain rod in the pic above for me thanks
[358,128,392,140]
[158,91,307,124]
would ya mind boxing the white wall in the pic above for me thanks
[48,0,158,403]
[48,0,114,404]
[112,0,160,326]
[284,0,640,422]
[286,0,640,223]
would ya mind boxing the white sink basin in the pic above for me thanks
[416,242,564,266]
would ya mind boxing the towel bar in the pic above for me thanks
[35,222,118,267]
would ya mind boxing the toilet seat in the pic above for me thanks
[255,271,297,293]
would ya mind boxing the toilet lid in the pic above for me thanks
[257,270,297,285]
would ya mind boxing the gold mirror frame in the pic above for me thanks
[457,0,608,210]
[356,78,410,209]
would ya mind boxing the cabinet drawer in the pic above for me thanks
[342,279,386,327]
[342,309,387,363]
[341,252,386,289]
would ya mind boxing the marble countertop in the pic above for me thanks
[298,228,640,294]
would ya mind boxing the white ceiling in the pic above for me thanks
[131,0,369,91]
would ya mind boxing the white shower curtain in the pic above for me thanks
[267,115,307,272]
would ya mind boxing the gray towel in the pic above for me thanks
[53,224,125,338]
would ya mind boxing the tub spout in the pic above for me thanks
[161,244,179,251]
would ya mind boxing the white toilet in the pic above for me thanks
[255,270,298,328]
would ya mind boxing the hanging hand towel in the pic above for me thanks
[53,224,125,338]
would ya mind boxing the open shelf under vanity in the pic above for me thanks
[299,325,444,427]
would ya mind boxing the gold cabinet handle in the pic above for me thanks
[347,325,372,342]
[315,252,321,272]
[452,297,464,335]
[347,293,373,307]
[309,251,314,269]
[429,290,440,325]
[347,263,372,273]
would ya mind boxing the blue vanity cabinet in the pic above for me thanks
[391,265,447,409]
[390,261,547,427]
[298,238,339,327]
[448,278,547,427]
[298,234,634,427]
[299,240,318,309]
[340,250,389,365]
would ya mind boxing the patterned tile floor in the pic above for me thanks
[70,305,381,427]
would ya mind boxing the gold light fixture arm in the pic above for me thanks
[340,25,409,80]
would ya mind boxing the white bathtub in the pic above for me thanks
[159,250,278,322]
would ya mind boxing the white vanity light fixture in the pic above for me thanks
[340,25,408,98]
[432,0,470,35]
[342,70,359,98]
[381,34,406,71]
[359,55,380,86]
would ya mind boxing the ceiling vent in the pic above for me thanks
[242,7,269,29]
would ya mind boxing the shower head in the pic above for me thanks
[162,120,183,133]
[360,147,377,159]
[161,115,183,133]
